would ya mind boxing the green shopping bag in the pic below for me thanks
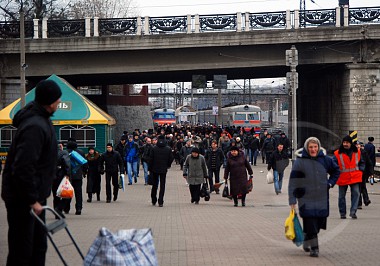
[292,213,304,246]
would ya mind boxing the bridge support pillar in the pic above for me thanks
[298,63,380,152]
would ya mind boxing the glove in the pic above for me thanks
[249,175,253,179]
[83,174,86,178]
[267,166,271,171]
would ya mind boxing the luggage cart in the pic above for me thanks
[30,206,84,266]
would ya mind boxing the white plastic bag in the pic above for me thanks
[266,169,274,184]
[56,177,74,198]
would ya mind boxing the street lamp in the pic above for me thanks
[19,2,26,107]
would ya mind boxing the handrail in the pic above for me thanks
[0,6,379,39]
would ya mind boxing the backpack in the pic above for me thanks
[70,150,87,174]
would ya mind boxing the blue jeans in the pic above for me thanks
[142,161,149,184]
[338,183,360,216]
[244,148,251,162]
[127,161,138,184]
[250,149,258,165]
[273,170,284,193]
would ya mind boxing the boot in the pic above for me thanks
[87,193,92,203]
[309,236,319,257]
[233,197,238,207]
[97,193,100,201]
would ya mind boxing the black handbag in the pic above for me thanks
[222,184,229,198]
[202,182,210,201]
[200,183,207,198]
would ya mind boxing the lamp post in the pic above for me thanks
[286,45,298,160]
[20,7,26,107]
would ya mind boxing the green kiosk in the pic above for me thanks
[0,75,116,163]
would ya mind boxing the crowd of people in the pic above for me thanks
[1,78,378,264]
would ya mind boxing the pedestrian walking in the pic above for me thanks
[355,141,373,209]
[84,147,102,202]
[1,79,62,265]
[204,140,224,194]
[267,143,289,195]
[99,143,124,203]
[223,146,253,207]
[149,135,174,207]
[125,135,140,185]
[183,147,208,204]
[288,137,340,257]
[52,142,71,218]
[333,135,365,219]
[65,138,86,215]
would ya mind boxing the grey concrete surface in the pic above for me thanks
[1,160,380,266]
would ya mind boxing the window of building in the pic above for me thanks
[60,125,96,148]
[0,125,17,147]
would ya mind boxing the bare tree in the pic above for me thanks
[67,0,138,19]
[0,0,72,20]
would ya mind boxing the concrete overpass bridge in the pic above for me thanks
[1,5,380,150]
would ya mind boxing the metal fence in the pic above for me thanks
[0,6,379,39]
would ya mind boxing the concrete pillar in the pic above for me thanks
[335,7,341,27]
[194,14,200,33]
[187,14,192,33]
[85,17,91,37]
[93,17,99,37]
[294,10,300,29]
[144,16,150,35]
[237,12,242,32]
[42,18,47,38]
[286,10,291,29]
[344,6,349,26]
[344,63,380,143]
[245,12,250,31]
[33,19,39,39]
[136,16,142,35]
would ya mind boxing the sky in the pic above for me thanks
[134,0,378,17]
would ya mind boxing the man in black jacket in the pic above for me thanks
[52,142,71,218]
[100,143,124,203]
[1,79,61,266]
[149,135,174,207]
[65,139,86,215]
[204,140,224,194]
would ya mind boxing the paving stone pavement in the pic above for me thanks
[1,161,380,266]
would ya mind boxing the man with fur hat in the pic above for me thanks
[1,79,62,265]
[333,135,365,219]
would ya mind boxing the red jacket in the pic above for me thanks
[334,149,362,186]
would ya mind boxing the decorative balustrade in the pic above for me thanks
[349,7,380,25]
[0,6,379,39]
[199,14,237,32]
[98,18,137,36]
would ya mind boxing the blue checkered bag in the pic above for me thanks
[84,227,158,266]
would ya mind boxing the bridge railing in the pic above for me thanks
[0,6,380,39]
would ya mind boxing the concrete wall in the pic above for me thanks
[107,105,153,141]
[298,63,380,153]
[344,63,380,146]
[0,79,21,108]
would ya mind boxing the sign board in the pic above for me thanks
[213,75,227,89]
[192,75,207,89]
[212,106,218,115]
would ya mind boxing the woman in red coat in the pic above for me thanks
[224,146,253,207]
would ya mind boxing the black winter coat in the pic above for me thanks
[56,149,71,180]
[1,101,58,205]
[149,139,174,173]
[268,150,289,173]
[100,150,124,173]
[204,148,224,170]
[67,141,86,180]
[288,148,340,218]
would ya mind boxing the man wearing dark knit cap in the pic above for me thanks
[333,135,365,219]
[1,79,62,265]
